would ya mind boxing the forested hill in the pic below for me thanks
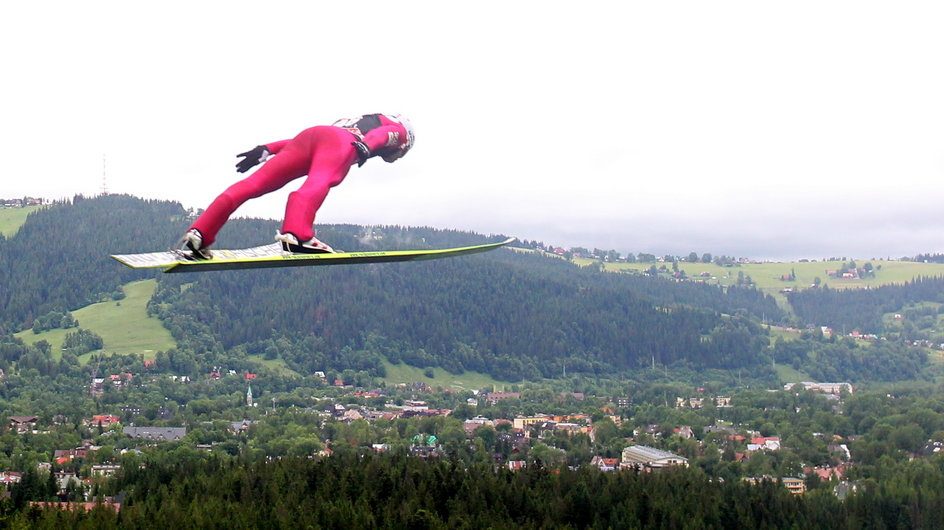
[0,195,184,330]
[0,195,781,380]
[787,277,944,334]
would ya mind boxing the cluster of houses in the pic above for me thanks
[0,417,145,504]
[783,324,944,350]
[0,413,189,507]
[675,394,733,409]
[744,475,808,495]
[1,376,875,500]
[825,268,862,280]
[1,197,43,208]
[90,373,134,397]
[328,400,857,491]
[782,382,853,395]
[461,413,691,473]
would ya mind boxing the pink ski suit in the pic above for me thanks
[191,113,412,247]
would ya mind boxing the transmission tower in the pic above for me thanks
[100,154,109,196]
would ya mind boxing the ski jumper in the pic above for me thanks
[190,114,411,247]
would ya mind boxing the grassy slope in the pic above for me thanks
[235,356,500,387]
[773,363,810,383]
[381,360,502,391]
[0,205,43,238]
[582,258,944,300]
[15,279,176,362]
[245,354,301,377]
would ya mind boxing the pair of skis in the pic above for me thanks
[111,238,515,273]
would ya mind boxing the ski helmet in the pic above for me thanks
[389,113,415,153]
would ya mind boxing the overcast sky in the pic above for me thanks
[2,1,943,260]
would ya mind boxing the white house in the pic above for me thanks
[620,445,689,470]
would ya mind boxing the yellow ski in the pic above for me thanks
[111,238,515,273]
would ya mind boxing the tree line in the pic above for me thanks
[4,452,944,528]
[772,333,928,382]
[788,276,944,334]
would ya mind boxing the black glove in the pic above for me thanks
[235,145,269,173]
[352,141,370,167]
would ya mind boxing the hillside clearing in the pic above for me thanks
[0,205,43,238]
[381,360,502,391]
[15,279,176,362]
[579,258,944,303]
[245,354,301,377]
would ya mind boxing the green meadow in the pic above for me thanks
[381,360,502,392]
[578,257,944,301]
[245,354,301,377]
[773,363,811,383]
[0,205,43,238]
[15,279,176,362]
[236,356,501,388]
